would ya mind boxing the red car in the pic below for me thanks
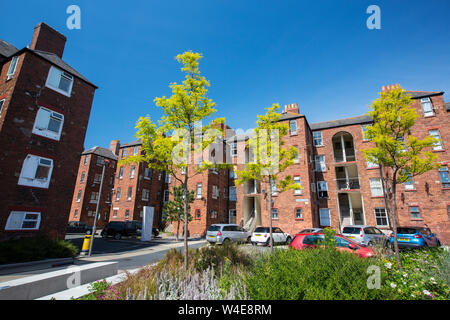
[289,232,375,258]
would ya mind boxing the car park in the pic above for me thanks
[250,226,292,246]
[389,226,441,249]
[289,232,375,258]
[206,224,251,245]
[341,225,387,246]
[66,221,92,234]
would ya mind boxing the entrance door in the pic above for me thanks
[229,210,236,224]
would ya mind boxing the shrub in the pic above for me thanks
[244,247,392,300]
[0,237,78,264]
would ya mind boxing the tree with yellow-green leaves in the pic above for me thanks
[236,104,301,253]
[362,85,440,269]
[121,51,229,273]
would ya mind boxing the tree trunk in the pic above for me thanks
[390,175,402,270]
[268,178,274,253]
[183,177,189,274]
[176,220,180,241]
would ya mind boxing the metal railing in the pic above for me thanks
[336,178,360,190]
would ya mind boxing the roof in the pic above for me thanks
[279,112,305,121]
[404,91,443,99]
[121,139,142,148]
[310,115,373,131]
[0,38,97,88]
[82,146,118,160]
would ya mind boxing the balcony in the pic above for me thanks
[332,132,356,163]
[336,178,360,190]
[245,180,261,194]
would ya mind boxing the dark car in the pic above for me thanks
[66,221,92,234]
[389,226,441,249]
[101,221,159,240]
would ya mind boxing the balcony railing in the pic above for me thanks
[334,148,356,163]
[336,178,360,190]
[246,180,261,194]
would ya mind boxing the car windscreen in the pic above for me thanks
[207,225,221,232]
[254,227,269,233]
[342,227,361,234]
[303,235,324,245]
[397,227,418,234]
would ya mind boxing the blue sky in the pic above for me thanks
[1,0,449,149]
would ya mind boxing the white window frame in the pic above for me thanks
[317,181,328,198]
[290,120,297,135]
[90,192,99,204]
[212,185,219,199]
[294,146,300,163]
[313,131,323,146]
[374,208,389,227]
[439,167,450,188]
[7,56,19,80]
[45,66,74,97]
[404,172,414,190]
[80,171,85,183]
[272,208,279,220]
[196,183,202,199]
[293,176,302,195]
[32,107,64,141]
[369,178,383,197]
[119,167,124,179]
[315,155,326,172]
[367,159,379,169]
[116,188,121,201]
[76,190,82,202]
[361,125,371,141]
[164,190,170,202]
[142,189,150,201]
[5,211,41,230]
[231,142,238,156]
[429,129,443,151]
[122,148,127,157]
[18,154,54,189]
[84,155,89,165]
[295,208,303,219]
[0,99,5,115]
[319,208,331,227]
[127,187,133,200]
[421,97,434,117]
[130,166,136,178]
[93,173,102,184]
[133,146,139,155]
[144,167,152,179]
[410,206,421,220]
[165,174,171,184]
[229,186,237,201]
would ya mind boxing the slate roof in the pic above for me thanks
[82,146,118,160]
[279,112,305,121]
[0,39,18,58]
[404,91,443,99]
[310,115,373,131]
[121,139,142,148]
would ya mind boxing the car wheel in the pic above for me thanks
[265,238,271,247]
[247,236,251,244]
[286,237,292,245]
[114,233,122,240]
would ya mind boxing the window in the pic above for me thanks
[158,172,162,180]
[32,107,64,141]
[113,209,118,218]
[96,156,105,166]
[76,190,82,202]
[80,171,85,183]
[361,125,371,141]
[229,170,236,179]
[130,166,136,178]
[313,131,323,146]
[293,176,302,195]
[142,189,150,201]
[5,211,41,230]
[93,174,102,184]
[125,210,130,219]
[74,210,78,218]
[231,141,238,156]
[195,209,201,219]
[164,190,170,202]
[319,208,331,227]
[318,181,328,198]
[315,155,326,172]
[229,186,237,201]
[293,146,300,163]
[181,167,186,175]
[295,208,303,219]
[90,192,99,203]
[122,148,127,157]
[369,178,383,197]
[367,159,378,169]
[439,167,450,188]
[45,66,74,96]
[421,97,434,117]
[310,182,316,193]
[165,174,171,183]
[270,180,278,195]
[429,130,443,150]
[127,187,133,200]
[210,210,218,219]
[223,187,228,198]
[410,207,421,220]
[119,167,124,179]
[212,185,219,199]
[374,208,388,226]
[404,172,414,190]
[196,183,202,199]
[272,208,279,219]
[144,167,152,179]
[18,155,53,189]
[84,155,89,165]
[0,99,5,114]
[157,191,161,200]
[290,120,297,135]
[7,56,19,79]
[133,146,139,155]
[116,188,121,200]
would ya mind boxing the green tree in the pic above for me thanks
[236,104,301,252]
[121,51,228,272]
[162,185,194,241]
[362,85,439,269]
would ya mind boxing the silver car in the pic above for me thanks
[341,225,387,246]
[206,224,251,245]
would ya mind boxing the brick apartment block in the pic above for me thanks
[0,23,97,240]
[173,90,449,244]
[67,141,119,228]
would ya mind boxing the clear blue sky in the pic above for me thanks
[1,0,449,149]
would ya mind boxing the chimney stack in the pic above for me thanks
[30,22,67,58]
[110,140,121,156]
[284,103,299,114]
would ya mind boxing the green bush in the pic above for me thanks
[244,247,393,300]
[0,237,78,264]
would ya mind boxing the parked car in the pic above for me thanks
[250,226,292,246]
[389,226,441,249]
[341,225,387,246]
[206,224,251,245]
[297,228,323,234]
[66,221,92,234]
[289,232,375,258]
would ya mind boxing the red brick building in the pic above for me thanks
[68,141,119,228]
[173,89,450,243]
[0,23,97,240]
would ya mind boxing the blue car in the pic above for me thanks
[389,226,441,249]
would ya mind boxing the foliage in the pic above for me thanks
[76,280,112,300]
[162,185,194,239]
[382,248,450,300]
[0,237,78,264]
[244,247,393,300]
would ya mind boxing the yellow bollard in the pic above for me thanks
[80,234,92,256]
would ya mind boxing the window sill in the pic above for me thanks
[424,114,436,118]
[432,149,445,153]
[366,167,380,170]
[314,145,324,148]
[45,84,72,98]
[371,196,385,199]
[441,187,450,190]
[404,188,417,192]
[410,218,424,221]
[295,218,304,221]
